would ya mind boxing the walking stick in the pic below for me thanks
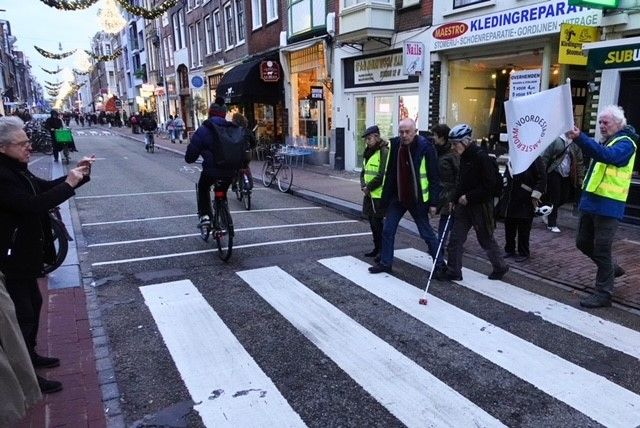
[419,213,452,306]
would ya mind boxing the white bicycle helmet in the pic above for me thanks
[534,205,553,217]
[449,123,473,140]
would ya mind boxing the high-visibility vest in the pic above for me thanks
[363,149,388,198]
[583,135,636,202]
[419,158,429,202]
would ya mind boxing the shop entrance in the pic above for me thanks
[353,92,419,168]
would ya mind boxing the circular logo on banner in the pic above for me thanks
[510,114,547,153]
[191,75,204,89]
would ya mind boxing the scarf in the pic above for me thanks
[397,143,417,209]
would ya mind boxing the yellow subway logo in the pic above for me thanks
[604,49,640,65]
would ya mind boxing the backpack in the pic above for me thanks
[203,120,246,170]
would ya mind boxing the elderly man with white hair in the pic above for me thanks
[566,105,637,308]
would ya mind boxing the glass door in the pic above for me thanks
[374,95,394,141]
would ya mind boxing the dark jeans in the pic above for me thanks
[379,198,445,271]
[197,174,232,218]
[4,276,41,356]
[575,212,618,296]
[546,171,572,227]
[367,215,384,252]
[504,217,533,256]
[446,202,506,277]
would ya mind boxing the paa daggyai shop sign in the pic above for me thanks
[354,53,405,85]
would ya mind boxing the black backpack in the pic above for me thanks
[203,120,246,170]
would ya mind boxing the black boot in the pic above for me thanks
[31,353,60,368]
[364,248,379,257]
[37,375,63,394]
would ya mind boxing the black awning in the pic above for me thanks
[216,57,282,104]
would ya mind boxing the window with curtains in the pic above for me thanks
[214,10,221,52]
[224,3,235,48]
[235,0,245,43]
[266,0,278,22]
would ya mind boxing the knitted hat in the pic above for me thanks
[208,102,227,118]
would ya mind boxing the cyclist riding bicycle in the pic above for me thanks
[140,112,158,151]
[230,112,256,192]
[185,100,249,228]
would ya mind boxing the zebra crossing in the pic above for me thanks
[138,253,640,427]
[74,130,113,136]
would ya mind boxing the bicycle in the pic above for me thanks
[42,207,73,275]
[261,146,293,193]
[145,131,155,153]
[198,181,234,261]
[233,168,252,211]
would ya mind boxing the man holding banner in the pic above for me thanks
[567,106,637,308]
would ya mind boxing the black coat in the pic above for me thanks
[455,144,497,205]
[498,157,547,220]
[0,154,86,277]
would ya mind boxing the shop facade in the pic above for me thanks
[583,32,640,224]
[429,0,602,146]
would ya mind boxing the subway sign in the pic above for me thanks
[588,44,640,70]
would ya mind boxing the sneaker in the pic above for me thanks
[37,375,63,394]
[548,226,561,233]
[31,353,60,368]
[580,293,612,308]
[488,266,509,280]
[199,215,211,227]
[368,263,392,274]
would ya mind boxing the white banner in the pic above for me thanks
[504,82,574,175]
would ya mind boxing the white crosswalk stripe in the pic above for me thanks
[319,256,640,427]
[238,266,505,428]
[140,280,306,427]
[394,248,640,360]
[120,248,640,427]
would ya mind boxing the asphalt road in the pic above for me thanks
[63,131,640,427]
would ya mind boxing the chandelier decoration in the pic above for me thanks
[39,0,99,10]
[114,0,178,19]
[34,45,76,59]
[75,50,93,72]
[85,46,123,62]
[45,80,64,88]
[40,66,62,74]
[99,0,127,34]
[73,68,91,75]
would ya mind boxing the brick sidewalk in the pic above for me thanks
[16,279,106,428]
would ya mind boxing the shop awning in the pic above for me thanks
[583,36,640,71]
[216,57,282,104]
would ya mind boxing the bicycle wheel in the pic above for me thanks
[42,218,69,274]
[277,164,293,193]
[214,202,233,261]
[261,162,272,187]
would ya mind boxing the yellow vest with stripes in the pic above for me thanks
[363,150,388,199]
[583,135,636,202]
[419,159,429,202]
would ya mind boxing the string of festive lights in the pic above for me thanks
[45,80,64,88]
[39,0,99,11]
[99,0,127,34]
[34,45,76,59]
[40,67,62,74]
[85,46,123,62]
[45,85,61,92]
[73,68,91,75]
[114,0,178,19]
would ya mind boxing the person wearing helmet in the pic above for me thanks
[368,118,445,275]
[496,157,547,263]
[436,123,509,281]
[566,105,636,308]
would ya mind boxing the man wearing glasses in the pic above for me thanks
[0,116,94,394]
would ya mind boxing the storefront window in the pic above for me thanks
[355,96,367,168]
[374,96,394,141]
[447,53,559,143]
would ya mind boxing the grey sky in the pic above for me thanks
[2,0,103,90]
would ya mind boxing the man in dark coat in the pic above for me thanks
[437,124,509,281]
[368,118,445,275]
[0,116,94,394]
[185,102,242,227]
[44,110,63,162]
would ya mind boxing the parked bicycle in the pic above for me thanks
[198,181,234,261]
[233,168,252,211]
[42,207,73,275]
[261,145,293,193]
[24,120,53,155]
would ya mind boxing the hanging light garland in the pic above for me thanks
[99,0,127,34]
[47,90,60,97]
[34,45,76,59]
[45,85,62,92]
[114,0,178,19]
[39,0,99,10]
[85,46,123,62]
[73,68,92,75]
[45,80,64,88]
[41,66,62,74]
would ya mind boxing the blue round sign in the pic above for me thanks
[191,75,204,89]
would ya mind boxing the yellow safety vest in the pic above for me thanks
[363,149,388,199]
[419,158,429,202]
[583,135,636,202]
